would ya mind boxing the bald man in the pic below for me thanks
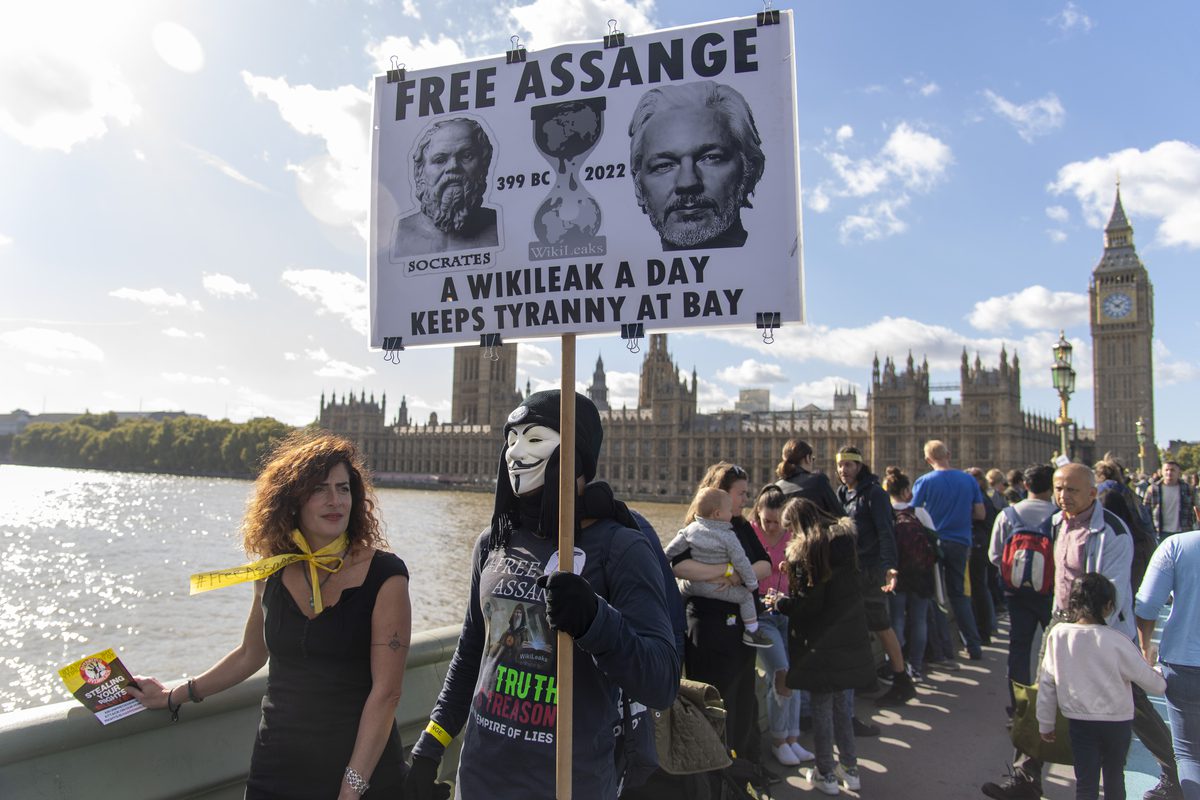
[983,462,1181,800]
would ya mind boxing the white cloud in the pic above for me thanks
[162,327,205,339]
[0,327,104,361]
[161,372,230,385]
[508,0,656,49]
[305,347,331,362]
[967,285,1088,332]
[715,359,788,385]
[835,125,854,143]
[402,0,421,19]
[1046,205,1070,223]
[807,186,830,213]
[1047,229,1068,243]
[693,377,734,413]
[281,269,368,335]
[781,377,864,410]
[365,35,468,72]
[243,73,372,237]
[601,370,640,409]
[25,363,72,376]
[187,145,268,191]
[202,272,257,298]
[1050,2,1094,33]
[701,318,1087,391]
[109,287,202,312]
[920,82,940,97]
[0,5,139,152]
[518,343,554,368]
[1154,340,1200,386]
[283,351,299,361]
[839,195,910,243]
[984,90,1065,142]
[1048,141,1200,249]
[818,122,951,242]
[0,232,12,246]
[314,360,376,381]
[152,22,205,74]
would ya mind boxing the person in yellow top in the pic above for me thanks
[128,432,411,800]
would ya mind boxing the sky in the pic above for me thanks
[1,1,1198,447]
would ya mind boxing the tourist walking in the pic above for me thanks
[128,432,412,800]
[1038,573,1166,800]
[988,464,1056,714]
[1137,529,1200,799]
[774,438,844,519]
[834,446,915,707]
[882,466,938,681]
[751,485,815,766]
[773,506,876,795]
[1144,461,1200,542]
[982,463,1181,800]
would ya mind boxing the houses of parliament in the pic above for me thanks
[320,190,1155,501]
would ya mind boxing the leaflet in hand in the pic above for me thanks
[58,648,145,725]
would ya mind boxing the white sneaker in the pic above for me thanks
[772,742,800,766]
[805,767,841,795]
[835,763,861,791]
[789,741,815,761]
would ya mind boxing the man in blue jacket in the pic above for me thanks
[406,391,679,800]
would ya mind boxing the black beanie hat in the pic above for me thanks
[489,391,604,551]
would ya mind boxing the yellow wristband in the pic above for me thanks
[425,720,452,748]
[725,563,733,578]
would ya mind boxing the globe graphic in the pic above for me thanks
[533,195,602,245]
[533,101,603,161]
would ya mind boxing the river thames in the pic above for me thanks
[0,464,688,713]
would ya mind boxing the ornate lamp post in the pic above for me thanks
[1051,331,1076,461]
[1136,417,1147,476]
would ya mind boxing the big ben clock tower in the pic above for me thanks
[1089,187,1157,472]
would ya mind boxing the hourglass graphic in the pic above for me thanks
[527,98,607,261]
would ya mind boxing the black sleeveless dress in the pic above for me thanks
[246,551,408,799]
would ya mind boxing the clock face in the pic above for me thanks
[1102,292,1133,319]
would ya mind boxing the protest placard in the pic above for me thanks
[58,648,145,725]
[369,12,803,349]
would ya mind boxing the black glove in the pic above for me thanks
[403,754,441,800]
[774,595,793,615]
[535,571,599,639]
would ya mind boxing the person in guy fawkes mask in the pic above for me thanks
[405,390,679,800]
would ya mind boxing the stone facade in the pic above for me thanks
[320,334,1069,501]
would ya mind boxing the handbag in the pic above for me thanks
[1009,680,1073,765]
[653,679,732,775]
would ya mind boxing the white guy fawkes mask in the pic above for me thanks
[505,424,561,495]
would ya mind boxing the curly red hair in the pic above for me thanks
[241,430,387,557]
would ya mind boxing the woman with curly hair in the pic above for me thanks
[128,431,411,800]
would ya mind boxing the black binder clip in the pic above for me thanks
[382,336,404,364]
[755,312,781,344]
[386,56,406,84]
[620,323,644,354]
[604,19,625,49]
[757,1,780,26]
[506,36,527,64]
[481,332,503,360]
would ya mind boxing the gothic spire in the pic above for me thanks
[1104,183,1134,249]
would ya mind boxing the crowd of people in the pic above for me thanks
[126,400,1200,799]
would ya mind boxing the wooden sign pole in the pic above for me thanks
[555,332,576,800]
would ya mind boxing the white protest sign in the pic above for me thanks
[369,13,803,348]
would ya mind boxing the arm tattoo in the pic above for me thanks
[373,632,409,651]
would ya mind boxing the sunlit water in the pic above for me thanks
[0,465,687,713]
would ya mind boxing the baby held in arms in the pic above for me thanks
[665,487,771,648]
